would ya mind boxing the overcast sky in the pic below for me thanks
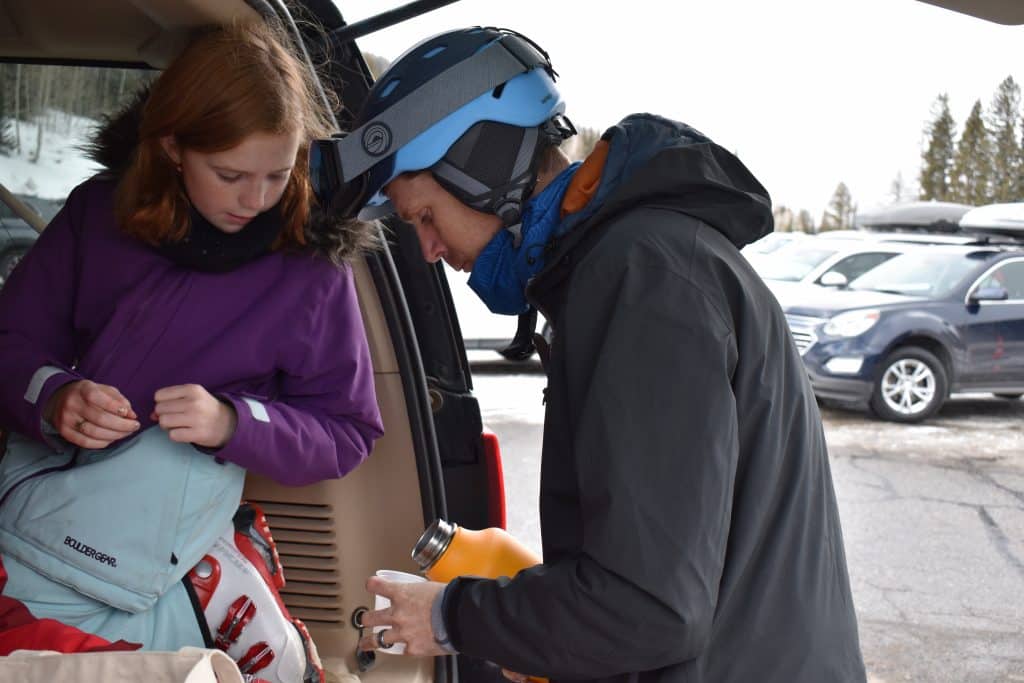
[335,0,1021,222]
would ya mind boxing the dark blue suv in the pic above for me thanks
[784,242,1024,422]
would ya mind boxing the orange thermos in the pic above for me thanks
[411,519,546,683]
[411,519,541,582]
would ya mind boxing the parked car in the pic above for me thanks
[1,2,503,680]
[784,241,1024,422]
[740,230,808,258]
[749,237,910,307]
[753,231,984,306]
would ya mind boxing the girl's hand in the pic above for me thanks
[152,384,237,448]
[44,380,140,449]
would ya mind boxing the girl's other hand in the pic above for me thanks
[152,384,237,448]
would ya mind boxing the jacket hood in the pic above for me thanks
[84,89,380,265]
[557,114,773,251]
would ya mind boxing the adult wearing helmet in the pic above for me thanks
[323,26,865,683]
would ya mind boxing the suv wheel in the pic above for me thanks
[869,346,948,423]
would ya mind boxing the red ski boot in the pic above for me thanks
[188,503,324,683]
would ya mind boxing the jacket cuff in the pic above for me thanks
[201,394,263,459]
[431,584,459,654]
[26,366,82,444]
[442,576,477,653]
[204,394,301,481]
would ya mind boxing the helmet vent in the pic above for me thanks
[379,79,400,98]
[422,45,447,59]
[492,83,506,99]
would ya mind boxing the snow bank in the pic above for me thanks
[0,111,102,200]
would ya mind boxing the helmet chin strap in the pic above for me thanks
[495,194,528,248]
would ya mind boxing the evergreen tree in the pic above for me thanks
[820,182,856,231]
[949,100,992,206]
[987,76,1021,202]
[1018,116,1024,199]
[919,93,956,200]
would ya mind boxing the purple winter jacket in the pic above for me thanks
[0,176,383,486]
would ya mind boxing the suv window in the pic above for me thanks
[0,64,155,205]
[850,250,983,298]
[823,251,896,283]
[977,259,1024,299]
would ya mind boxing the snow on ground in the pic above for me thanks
[469,361,546,425]
[0,112,102,200]
[822,393,1024,465]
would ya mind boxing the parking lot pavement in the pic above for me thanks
[822,393,1024,467]
[824,396,1024,682]
[470,361,1024,681]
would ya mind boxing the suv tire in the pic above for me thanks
[869,346,948,423]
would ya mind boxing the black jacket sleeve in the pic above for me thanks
[446,235,741,678]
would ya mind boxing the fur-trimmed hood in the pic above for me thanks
[84,89,380,265]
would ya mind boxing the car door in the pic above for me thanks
[311,2,502,530]
[961,257,1024,387]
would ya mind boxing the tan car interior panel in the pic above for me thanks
[0,0,260,65]
[243,261,431,681]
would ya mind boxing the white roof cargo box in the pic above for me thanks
[959,203,1024,236]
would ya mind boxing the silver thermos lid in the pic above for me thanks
[411,518,456,570]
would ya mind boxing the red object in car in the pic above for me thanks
[0,557,140,654]
[481,429,506,530]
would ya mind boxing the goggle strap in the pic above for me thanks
[338,34,549,182]
[510,125,539,182]
[431,160,492,200]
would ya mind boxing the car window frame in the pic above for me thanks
[964,255,1024,305]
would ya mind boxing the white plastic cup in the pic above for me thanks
[372,569,427,655]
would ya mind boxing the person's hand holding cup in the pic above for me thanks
[369,569,428,655]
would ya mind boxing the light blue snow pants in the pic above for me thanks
[0,427,244,647]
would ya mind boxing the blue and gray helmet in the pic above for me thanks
[310,27,576,229]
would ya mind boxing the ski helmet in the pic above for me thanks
[310,26,575,233]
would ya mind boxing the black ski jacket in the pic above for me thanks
[444,114,866,683]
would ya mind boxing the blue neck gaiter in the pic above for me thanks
[468,162,581,315]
